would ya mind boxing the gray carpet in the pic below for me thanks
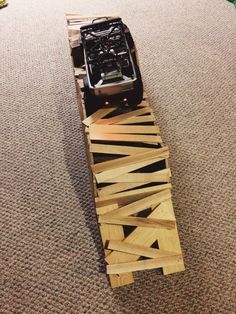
[1,0,235,313]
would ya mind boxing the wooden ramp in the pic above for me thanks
[66,13,185,288]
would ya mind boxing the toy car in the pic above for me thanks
[77,17,143,113]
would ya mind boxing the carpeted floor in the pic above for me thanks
[0,0,235,313]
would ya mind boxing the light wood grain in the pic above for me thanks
[153,199,185,275]
[97,182,147,197]
[96,203,119,215]
[89,143,154,155]
[101,189,172,217]
[107,241,179,259]
[107,254,183,274]
[103,169,171,183]
[82,107,117,126]
[92,147,168,173]
[95,184,171,207]
[90,124,160,134]
[99,215,176,229]
[97,169,171,196]
[105,204,164,265]
[89,132,162,143]
[98,203,135,286]
[95,155,168,183]
[115,115,156,125]
[94,107,152,125]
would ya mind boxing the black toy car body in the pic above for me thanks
[78,17,143,113]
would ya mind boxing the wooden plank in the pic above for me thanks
[105,204,164,265]
[94,107,152,125]
[97,182,147,197]
[96,203,119,215]
[95,155,168,183]
[107,255,183,274]
[115,115,156,125]
[89,132,162,144]
[96,183,171,207]
[153,199,185,275]
[98,205,134,287]
[107,241,179,259]
[92,147,168,173]
[105,203,184,275]
[82,107,117,126]
[89,143,154,155]
[109,273,135,288]
[102,189,172,217]
[90,124,160,134]
[103,169,171,183]
[99,216,176,230]
[97,169,171,196]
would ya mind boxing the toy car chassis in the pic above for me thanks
[73,17,143,113]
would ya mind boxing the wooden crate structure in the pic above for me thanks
[66,13,185,288]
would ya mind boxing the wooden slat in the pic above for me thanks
[115,115,156,125]
[105,204,164,265]
[96,203,119,215]
[98,204,134,287]
[82,107,117,126]
[107,254,183,274]
[89,132,162,143]
[97,169,171,196]
[97,182,147,197]
[153,199,185,275]
[101,189,172,217]
[90,124,160,134]
[94,107,152,125]
[107,241,179,259]
[96,183,171,208]
[92,147,168,173]
[89,143,154,155]
[99,216,176,229]
[95,155,168,183]
[105,204,184,275]
[103,169,171,183]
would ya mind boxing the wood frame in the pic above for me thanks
[66,13,185,288]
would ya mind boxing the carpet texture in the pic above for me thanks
[0,0,235,313]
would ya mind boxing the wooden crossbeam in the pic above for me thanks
[152,199,185,275]
[107,241,179,259]
[82,107,117,126]
[107,254,183,274]
[97,182,147,196]
[105,204,164,265]
[89,132,162,143]
[101,189,172,217]
[89,143,154,155]
[96,203,119,215]
[115,115,156,125]
[103,169,171,183]
[97,169,171,196]
[95,184,171,207]
[95,156,168,183]
[94,107,152,125]
[99,216,176,230]
[97,201,134,286]
[92,147,168,173]
[90,124,160,134]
